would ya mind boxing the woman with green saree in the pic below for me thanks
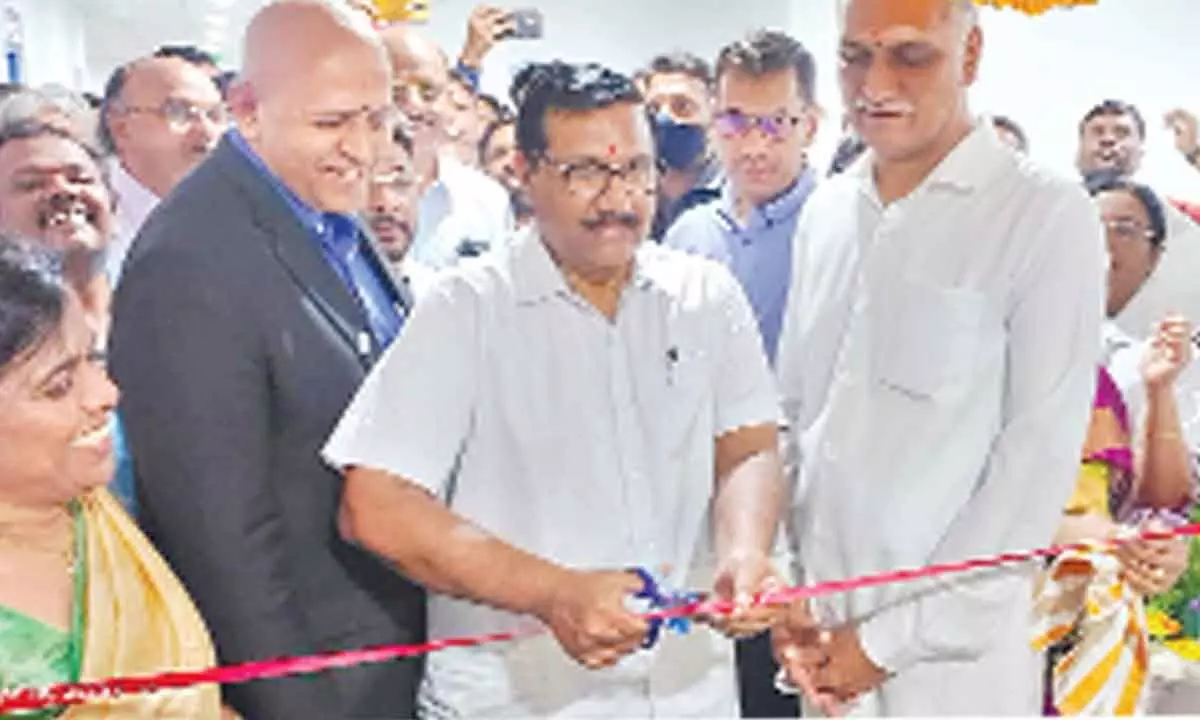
[0,238,226,718]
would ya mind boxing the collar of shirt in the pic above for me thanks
[849,118,1009,207]
[512,228,677,306]
[716,167,817,235]
[109,158,160,233]
[227,129,358,259]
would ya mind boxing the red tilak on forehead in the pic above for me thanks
[607,144,617,156]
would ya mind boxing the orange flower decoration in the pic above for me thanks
[973,0,1097,14]
[357,0,430,23]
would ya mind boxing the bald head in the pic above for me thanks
[379,24,448,76]
[242,0,387,98]
[106,54,225,196]
[232,0,394,215]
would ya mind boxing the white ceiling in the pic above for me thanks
[70,0,254,79]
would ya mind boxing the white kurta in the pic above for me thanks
[777,123,1105,715]
[324,230,780,717]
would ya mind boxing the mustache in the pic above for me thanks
[368,213,412,235]
[580,211,640,230]
[853,98,916,115]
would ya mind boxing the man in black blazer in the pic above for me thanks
[109,2,423,718]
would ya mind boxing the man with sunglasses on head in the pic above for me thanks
[98,54,227,284]
[772,0,1103,715]
[662,29,818,719]
[325,60,787,717]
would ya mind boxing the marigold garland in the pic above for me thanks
[973,0,1098,14]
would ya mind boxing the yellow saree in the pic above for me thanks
[65,489,222,718]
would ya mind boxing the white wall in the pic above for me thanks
[378,0,791,104]
[788,0,1200,197]
[6,0,89,89]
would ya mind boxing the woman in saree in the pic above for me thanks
[0,237,228,718]
[1038,176,1197,715]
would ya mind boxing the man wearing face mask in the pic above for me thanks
[643,53,722,240]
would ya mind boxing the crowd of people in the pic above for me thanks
[0,0,1199,717]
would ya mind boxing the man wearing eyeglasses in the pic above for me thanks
[98,55,227,284]
[664,31,818,369]
[325,60,787,717]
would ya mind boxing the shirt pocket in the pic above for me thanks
[654,347,710,457]
[873,278,986,401]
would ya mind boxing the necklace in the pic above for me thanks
[0,508,77,576]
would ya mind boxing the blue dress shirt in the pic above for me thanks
[228,130,403,348]
[664,169,816,365]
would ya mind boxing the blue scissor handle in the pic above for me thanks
[629,567,666,649]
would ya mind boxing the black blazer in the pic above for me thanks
[110,136,424,719]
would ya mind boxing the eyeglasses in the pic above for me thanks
[536,153,656,198]
[713,110,802,140]
[119,98,227,130]
[1103,218,1156,244]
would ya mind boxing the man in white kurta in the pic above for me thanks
[777,121,1104,716]
[771,3,1104,714]
[324,61,785,718]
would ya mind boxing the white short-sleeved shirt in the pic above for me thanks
[324,229,780,718]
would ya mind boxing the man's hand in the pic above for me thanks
[1166,108,1200,159]
[809,624,888,703]
[459,5,514,70]
[705,551,785,638]
[535,569,648,669]
[772,601,842,715]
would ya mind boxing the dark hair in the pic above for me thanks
[1079,99,1146,140]
[0,119,104,166]
[991,115,1028,152]
[715,29,816,103]
[478,116,515,165]
[476,93,505,120]
[0,83,23,104]
[0,237,66,373]
[510,61,642,160]
[97,64,130,155]
[392,121,413,156]
[1084,171,1167,249]
[154,44,219,69]
[645,52,713,89]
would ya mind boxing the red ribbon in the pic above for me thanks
[2,523,1197,713]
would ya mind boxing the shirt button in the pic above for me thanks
[823,441,837,462]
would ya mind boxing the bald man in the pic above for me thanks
[773,0,1102,714]
[100,55,226,283]
[110,3,422,718]
[380,24,511,269]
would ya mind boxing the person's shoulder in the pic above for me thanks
[638,241,744,307]
[445,157,509,206]
[661,200,722,251]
